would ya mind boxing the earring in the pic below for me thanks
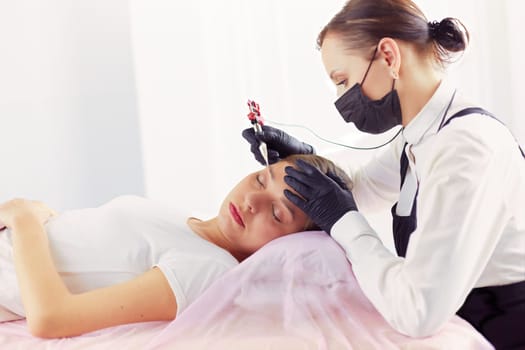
[392,70,399,79]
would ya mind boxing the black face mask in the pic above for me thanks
[334,48,402,134]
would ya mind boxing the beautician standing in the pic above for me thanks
[242,0,525,348]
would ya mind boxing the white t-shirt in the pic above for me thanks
[0,195,238,318]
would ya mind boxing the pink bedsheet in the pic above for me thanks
[0,320,166,349]
[146,231,493,350]
[0,231,493,349]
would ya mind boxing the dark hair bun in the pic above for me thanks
[429,17,469,52]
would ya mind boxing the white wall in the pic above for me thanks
[0,0,144,211]
[130,0,351,219]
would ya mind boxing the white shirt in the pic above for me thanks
[0,195,238,317]
[331,80,525,337]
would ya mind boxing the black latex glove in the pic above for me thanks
[242,125,315,165]
[284,159,357,234]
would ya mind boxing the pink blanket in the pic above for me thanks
[0,231,493,349]
[146,231,493,349]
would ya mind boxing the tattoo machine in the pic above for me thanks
[247,99,270,168]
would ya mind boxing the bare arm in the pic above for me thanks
[0,199,177,338]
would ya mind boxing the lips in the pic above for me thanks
[229,202,245,227]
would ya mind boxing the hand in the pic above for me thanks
[0,198,57,229]
[283,159,357,234]
[242,125,315,165]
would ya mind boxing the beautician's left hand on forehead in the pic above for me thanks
[283,159,357,234]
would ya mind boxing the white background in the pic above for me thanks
[1,1,523,246]
[0,0,144,210]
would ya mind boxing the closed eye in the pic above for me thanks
[272,204,282,223]
[256,174,264,188]
[336,79,347,86]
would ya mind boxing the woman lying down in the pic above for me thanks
[0,154,352,338]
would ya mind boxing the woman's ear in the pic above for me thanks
[377,37,401,79]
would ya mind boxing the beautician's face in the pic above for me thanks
[321,33,391,99]
[217,161,309,255]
